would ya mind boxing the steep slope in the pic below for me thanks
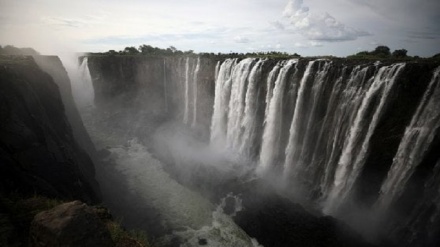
[0,55,99,202]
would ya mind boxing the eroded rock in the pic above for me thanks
[30,201,114,247]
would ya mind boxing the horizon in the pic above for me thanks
[1,0,439,57]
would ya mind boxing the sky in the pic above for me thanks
[0,0,439,57]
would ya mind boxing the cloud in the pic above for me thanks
[270,21,285,30]
[407,31,440,40]
[294,42,307,48]
[282,0,370,41]
[234,36,250,43]
[309,41,322,47]
[42,17,87,28]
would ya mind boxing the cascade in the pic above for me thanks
[376,66,440,211]
[240,59,265,158]
[283,60,317,178]
[226,58,256,152]
[183,57,191,124]
[258,59,297,174]
[192,57,200,128]
[210,58,237,148]
[75,57,94,108]
[317,65,371,197]
[324,63,405,212]
[83,54,440,246]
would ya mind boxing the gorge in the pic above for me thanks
[83,55,440,246]
[1,52,439,247]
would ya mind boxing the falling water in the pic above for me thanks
[375,66,440,211]
[324,63,405,213]
[319,66,371,197]
[226,58,256,152]
[258,59,297,174]
[283,61,316,177]
[75,57,95,108]
[192,57,201,128]
[210,59,237,147]
[240,59,265,158]
[183,57,190,124]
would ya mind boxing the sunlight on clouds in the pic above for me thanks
[281,0,370,41]
[0,0,438,56]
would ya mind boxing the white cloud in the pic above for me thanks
[270,21,285,30]
[294,42,307,48]
[282,0,370,41]
[0,0,438,56]
[309,41,322,47]
[234,36,250,43]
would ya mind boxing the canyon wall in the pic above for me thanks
[86,55,440,246]
[0,55,99,203]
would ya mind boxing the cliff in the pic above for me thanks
[0,55,99,202]
[85,54,440,247]
[32,56,96,156]
[87,56,216,139]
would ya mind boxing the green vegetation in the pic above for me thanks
[87,43,440,61]
[89,44,301,59]
[347,45,411,60]
[106,220,153,247]
[93,44,195,57]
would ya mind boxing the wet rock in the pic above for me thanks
[30,201,114,247]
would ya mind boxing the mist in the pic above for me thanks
[2,1,440,246]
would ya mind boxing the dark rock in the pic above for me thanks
[30,200,114,247]
[198,238,208,245]
[0,55,99,203]
[232,179,374,247]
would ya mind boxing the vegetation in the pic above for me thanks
[0,192,153,247]
[347,45,412,60]
[89,44,301,59]
[94,44,195,57]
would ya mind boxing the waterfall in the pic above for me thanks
[263,63,280,122]
[75,57,95,108]
[375,66,440,211]
[240,59,265,158]
[324,63,405,213]
[284,61,316,177]
[215,61,221,81]
[210,59,237,147]
[183,57,190,124]
[319,66,371,197]
[84,54,440,245]
[192,57,201,128]
[258,59,297,174]
[226,58,256,152]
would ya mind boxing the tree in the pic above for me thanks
[392,49,407,58]
[106,50,118,55]
[432,53,440,59]
[138,44,155,54]
[123,46,139,54]
[372,46,391,56]
[169,46,177,53]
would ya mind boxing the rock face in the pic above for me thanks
[32,55,97,156]
[85,55,440,246]
[30,201,114,247]
[87,56,217,140]
[0,55,99,203]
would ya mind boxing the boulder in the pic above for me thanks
[30,201,114,247]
